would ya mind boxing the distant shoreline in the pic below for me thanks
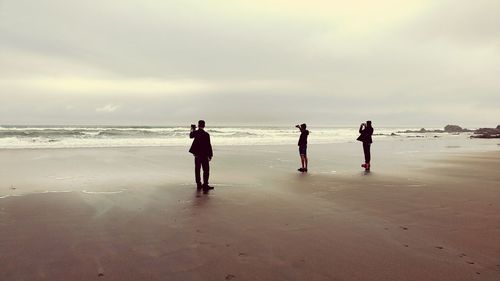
[1,125,497,149]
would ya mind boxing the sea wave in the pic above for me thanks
[0,129,87,138]
[0,126,444,149]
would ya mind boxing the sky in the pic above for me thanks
[0,0,499,127]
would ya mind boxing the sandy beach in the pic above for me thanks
[0,141,499,281]
[2,0,500,279]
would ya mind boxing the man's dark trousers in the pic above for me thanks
[195,156,210,186]
[363,142,371,163]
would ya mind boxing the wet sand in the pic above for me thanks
[0,144,499,280]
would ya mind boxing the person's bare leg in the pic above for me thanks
[301,155,306,169]
[304,156,308,170]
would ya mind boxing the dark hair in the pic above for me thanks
[301,123,307,129]
[198,120,205,128]
[366,121,372,127]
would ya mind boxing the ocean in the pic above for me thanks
[0,125,467,149]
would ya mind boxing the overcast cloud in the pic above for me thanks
[0,0,499,127]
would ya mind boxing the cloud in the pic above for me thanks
[401,0,500,46]
[0,76,215,96]
[0,0,498,127]
[96,104,120,113]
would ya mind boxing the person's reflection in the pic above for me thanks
[192,189,210,208]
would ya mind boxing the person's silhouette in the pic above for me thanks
[189,120,213,192]
[296,123,309,172]
[357,121,373,171]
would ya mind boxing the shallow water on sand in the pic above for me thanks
[0,135,497,198]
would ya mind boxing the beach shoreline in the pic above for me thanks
[0,143,499,280]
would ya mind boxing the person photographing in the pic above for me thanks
[189,120,214,192]
[357,121,374,171]
[296,123,309,172]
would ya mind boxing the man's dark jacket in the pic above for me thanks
[189,129,213,158]
[298,130,309,146]
[357,126,373,143]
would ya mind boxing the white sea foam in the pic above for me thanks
[82,190,126,194]
[0,190,73,199]
[0,126,457,149]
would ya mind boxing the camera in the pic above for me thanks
[191,124,196,129]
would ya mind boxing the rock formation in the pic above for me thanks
[398,125,475,134]
[471,126,500,138]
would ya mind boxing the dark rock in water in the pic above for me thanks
[475,128,498,134]
[443,125,474,133]
[471,126,500,138]
[398,129,431,133]
[390,132,398,136]
[444,125,464,132]
[397,128,443,134]
[397,124,476,134]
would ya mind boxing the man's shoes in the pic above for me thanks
[298,168,304,172]
[202,184,214,193]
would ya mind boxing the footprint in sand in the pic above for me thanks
[458,253,467,258]
[238,252,247,257]
[400,226,408,230]
[467,261,475,265]
[403,244,409,247]
[435,246,444,250]
[225,274,236,280]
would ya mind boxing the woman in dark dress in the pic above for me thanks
[357,121,373,171]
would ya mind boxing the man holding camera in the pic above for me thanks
[189,120,214,192]
[357,120,373,171]
[296,123,309,172]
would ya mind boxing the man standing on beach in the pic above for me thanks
[296,123,309,172]
[189,120,214,192]
[357,120,373,171]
